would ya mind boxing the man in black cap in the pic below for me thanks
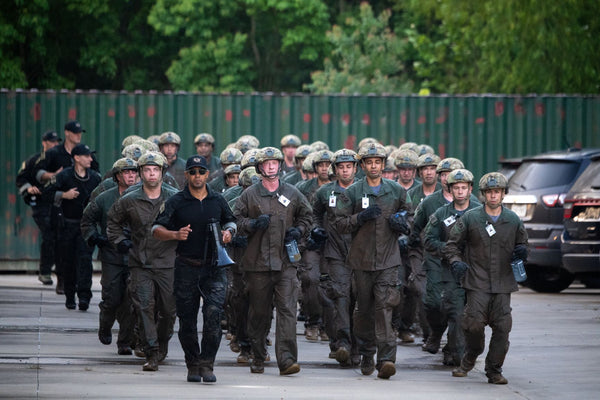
[43,144,101,310]
[36,121,86,184]
[16,130,62,285]
[34,120,98,293]
[153,155,236,383]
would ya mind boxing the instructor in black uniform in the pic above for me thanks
[153,155,236,384]
[43,143,101,310]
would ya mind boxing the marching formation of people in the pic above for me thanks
[16,120,528,385]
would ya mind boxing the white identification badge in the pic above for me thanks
[443,215,456,227]
[362,195,370,209]
[329,193,337,207]
[486,223,496,237]
[278,194,290,207]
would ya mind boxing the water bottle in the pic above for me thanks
[511,259,527,283]
[285,239,301,263]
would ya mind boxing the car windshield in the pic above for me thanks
[510,161,580,190]
[569,160,600,192]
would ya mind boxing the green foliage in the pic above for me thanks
[306,2,413,94]
[149,0,330,91]
[1,0,597,93]
[402,0,600,93]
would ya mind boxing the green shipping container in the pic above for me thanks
[1,90,599,268]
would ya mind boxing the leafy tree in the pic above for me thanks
[402,0,600,93]
[148,0,331,92]
[306,2,413,94]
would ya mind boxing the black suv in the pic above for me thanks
[561,155,600,289]
[502,148,600,292]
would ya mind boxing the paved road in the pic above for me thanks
[0,273,598,399]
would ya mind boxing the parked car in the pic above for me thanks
[498,157,523,181]
[502,148,600,292]
[561,155,600,289]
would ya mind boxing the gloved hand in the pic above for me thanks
[389,211,410,235]
[250,214,270,231]
[450,261,470,282]
[398,236,408,254]
[284,226,302,243]
[88,232,110,248]
[230,235,248,248]
[310,227,328,243]
[117,239,133,254]
[306,238,322,251]
[512,244,528,262]
[357,204,382,225]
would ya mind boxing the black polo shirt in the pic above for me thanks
[154,185,236,260]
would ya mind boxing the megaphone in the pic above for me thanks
[209,220,236,268]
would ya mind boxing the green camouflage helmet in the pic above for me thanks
[295,144,312,159]
[384,145,398,156]
[437,157,464,173]
[135,139,160,152]
[112,158,138,181]
[121,143,146,161]
[417,144,435,156]
[416,153,441,169]
[256,146,284,164]
[479,172,509,192]
[235,135,260,153]
[240,148,260,169]
[146,135,160,145]
[312,150,334,171]
[383,157,398,172]
[280,134,302,148]
[238,166,261,187]
[121,135,143,150]
[194,132,215,145]
[357,137,379,150]
[399,142,419,153]
[224,164,242,176]
[137,151,168,169]
[302,152,318,172]
[358,143,387,160]
[158,131,181,146]
[333,148,358,164]
[446,168,474,187]
[220,148,243,165]
[394,149,419,168]
[310,140,329,152]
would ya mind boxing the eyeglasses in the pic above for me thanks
[187,168,207,176]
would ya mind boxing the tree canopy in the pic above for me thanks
[1,0,598,93]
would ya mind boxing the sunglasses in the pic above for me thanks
[187,168,207,176]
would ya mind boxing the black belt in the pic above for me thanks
[177,255,211,267]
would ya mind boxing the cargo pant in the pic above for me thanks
[353,267,401,368]
[99,261,136,348]
[460,290,512,377]
[246,266,299,371]
[128,267,176,358]
[174,259,227,370]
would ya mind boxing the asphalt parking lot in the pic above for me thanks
[0,273,599,400]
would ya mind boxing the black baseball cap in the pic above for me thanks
[71,144,95,156]
[42,130,62,142]
[185,155,209,171]
[64,120,85,133]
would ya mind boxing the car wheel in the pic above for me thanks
[524,266,575,293]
